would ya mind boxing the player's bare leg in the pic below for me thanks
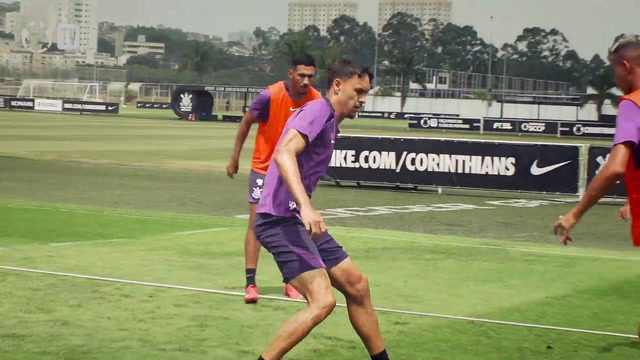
[259,269,336,360]
[244,203,261,303]
[329,257,388,359]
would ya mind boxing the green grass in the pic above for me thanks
[0,108,638,359]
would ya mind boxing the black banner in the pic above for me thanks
[137,101,171,110]
[483,119,517,133]
[329,135,580,194]
[359,111,459,120]
[9,98,35,110]
[0,97,7,109]
[222,115,242,122]
[63,100,119,114]
[408,116,481,131]
[587,146,627,197]
[483,118,559,135]
[518,120,560,135]
[559,122,616,138]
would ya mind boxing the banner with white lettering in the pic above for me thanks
[9,98,35,110]
[483,118,559,135]
[587,146,626,197]
[63,100,119,114]
[559,122,616,138]
[0,97,7,109]
[328,135,580,194]
[34,98,63,112]
[407,116,481,131]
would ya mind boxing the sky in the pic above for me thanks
[97,0,640,59]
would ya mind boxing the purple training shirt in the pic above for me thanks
[257,98,338,218]
[614,99,640,163]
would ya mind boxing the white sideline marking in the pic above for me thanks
[50,238,128,246]
[1,204,232,225]
[48,228,229,246]
[0,265,635,339]
[332,232,640,261]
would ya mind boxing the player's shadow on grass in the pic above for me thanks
[600,341,640,353]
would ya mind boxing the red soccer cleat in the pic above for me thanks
[284,284,305,300]
[245,285,259,304]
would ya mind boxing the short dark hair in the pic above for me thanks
[609,34,640,64]
[291,53,316,68]
[327,59,374,89]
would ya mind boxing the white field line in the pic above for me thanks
[48,228,229,246]
[0,265,635,339]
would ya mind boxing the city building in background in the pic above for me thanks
[288,0,358,35]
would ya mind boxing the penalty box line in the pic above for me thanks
[0,265,635,339]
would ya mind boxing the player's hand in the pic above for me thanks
[620,203,631,221]
[300,205,326,239]
[554,212,578,245]
[226,157,239,179]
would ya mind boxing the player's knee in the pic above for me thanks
[346,273,370,304]
[309,292,337,322]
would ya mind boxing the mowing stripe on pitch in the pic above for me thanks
[48,228,229,246]
[332,232,640,261]
[0,265,635,339]
[0,204,237,226]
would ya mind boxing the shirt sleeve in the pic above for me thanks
[249,88,270,122]
[613,100,640,146]
[288,101,330,144]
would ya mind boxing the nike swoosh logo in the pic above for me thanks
[530,160,572,176]
[290,108,299,111]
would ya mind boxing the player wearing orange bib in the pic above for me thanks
[555,35,640,246]
[226,53,322,303]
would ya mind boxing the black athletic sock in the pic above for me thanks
[371,349,389,360]
[257,356,265,360]
[246,268,257,288]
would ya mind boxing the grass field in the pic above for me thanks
[1,108,638,360]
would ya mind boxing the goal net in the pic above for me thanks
[17,80,100,101]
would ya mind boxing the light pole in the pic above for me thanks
[488,16,494,90]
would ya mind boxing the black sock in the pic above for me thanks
[246,268,257,288]
[371,349,389,360]
[257,356,265,360]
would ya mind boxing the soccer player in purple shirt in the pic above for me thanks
[254,59,390,360]
[555,35,640,244]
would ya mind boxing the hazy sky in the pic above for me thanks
[97,0,639,59]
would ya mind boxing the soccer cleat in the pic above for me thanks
[245,285,259,304]
[284,284,304,300]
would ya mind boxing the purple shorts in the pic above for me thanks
[248,170,266,204]
[254,213,349,283]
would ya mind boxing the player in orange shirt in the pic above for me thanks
[226,53,322,303]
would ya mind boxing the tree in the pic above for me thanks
[327,15,377,68]
[581,63,619,118]
[501,27,580,84]
[428,23,493,73]
[179,41,216,83]
[97,37,115,56]
[0,1,19,12]
[379,12,428,110]
[125,54,160,69]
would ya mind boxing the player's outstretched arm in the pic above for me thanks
[274,129,326,237]
[554,142,632,244]
[226,111,261,178]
